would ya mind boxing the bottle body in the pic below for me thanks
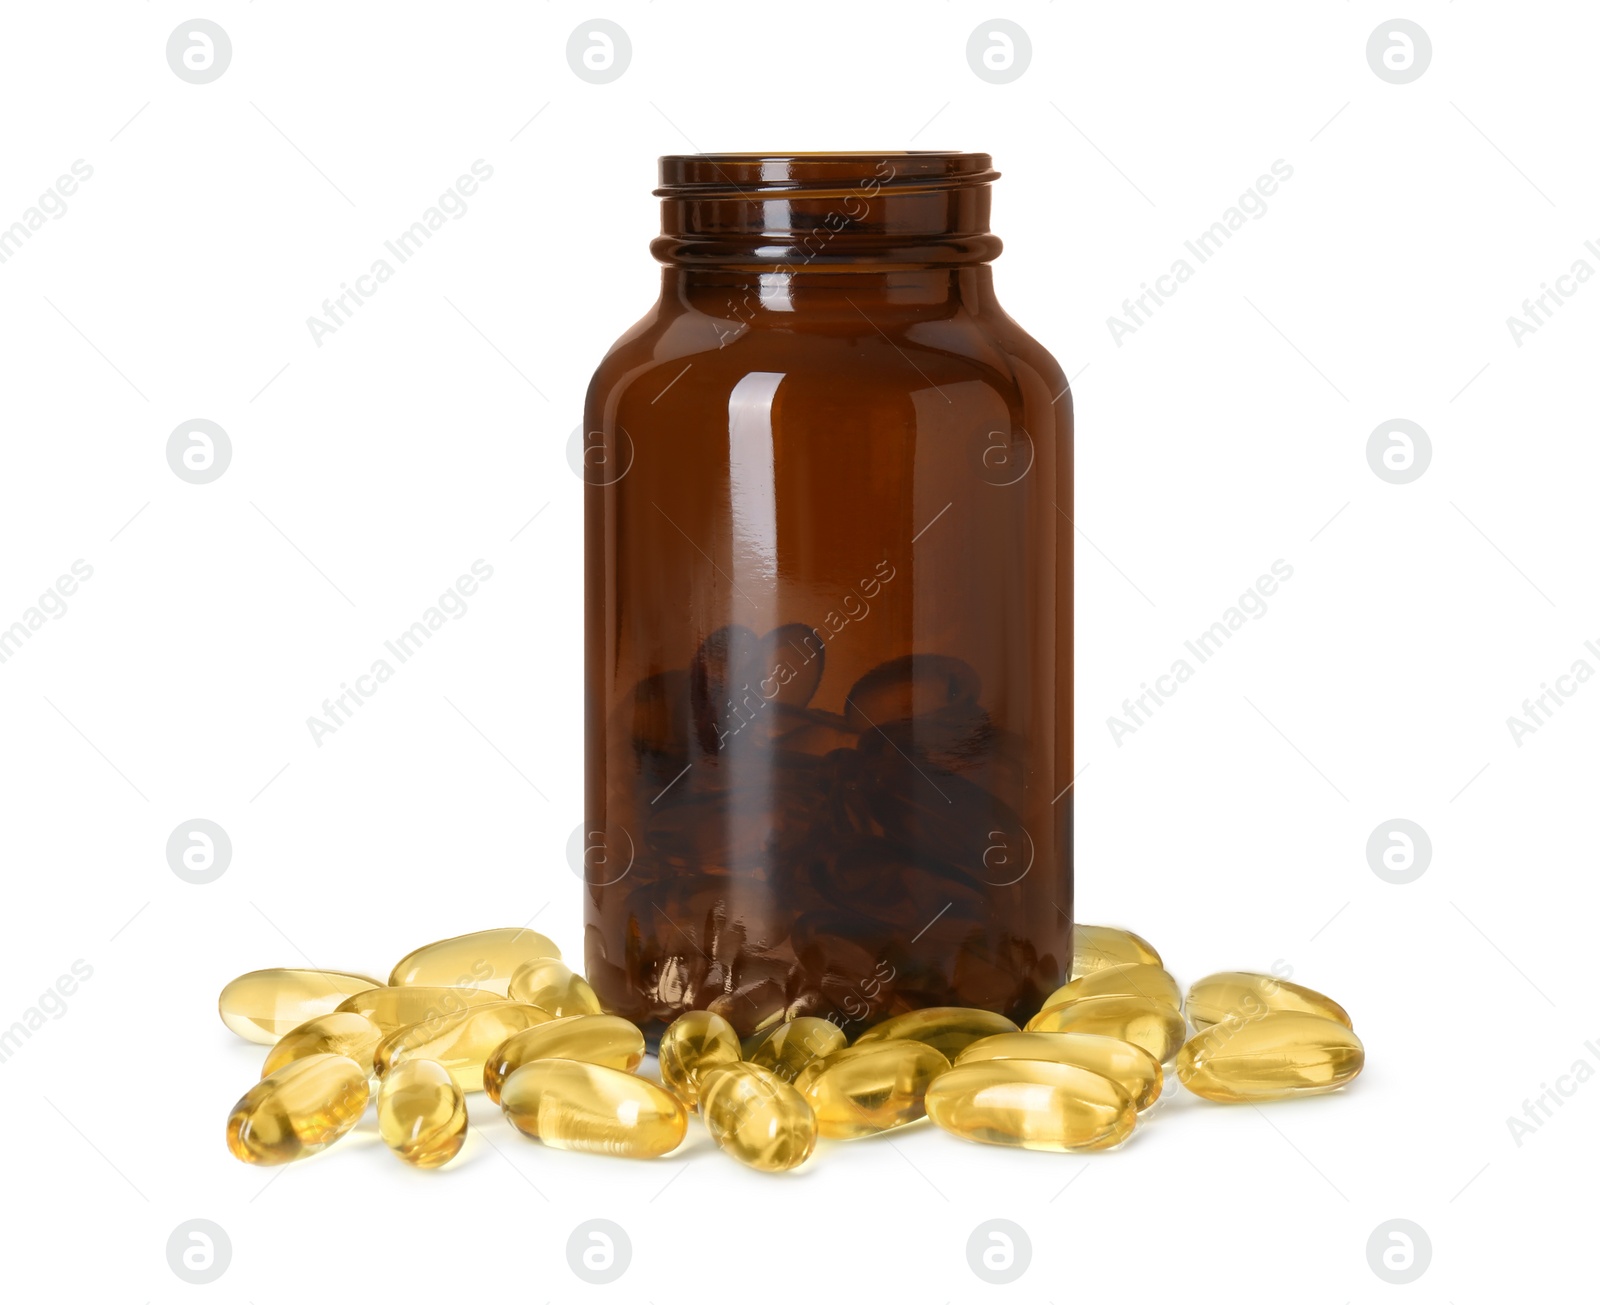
[583,154,1072,1040]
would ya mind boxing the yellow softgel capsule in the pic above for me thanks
[1070,924,1162,978]
[507,959,602,1017]
[852,1007,1019,1060]
[658,1010,741,1109]
[746,1017,847,1083]
[501,1058,687,1157]
[377,1059,467,1168]
[218,968,384,1045]
[373,1001,552,1092]
[225,1053,369,1166]
[956,1031,1164,1111]
[388,927,562,995]
[699,1063,817,1173]
[793,1038,951,1138]
[1185,971,1352,1032]
[1026,994,1187,1063]
[926,1060,1138,1152]
[1176,1012,1365,1102]
[262,1011,383,1079]
[1038,963,1182,1013]
[335,984,504,1034]
[483,1015,647,1103]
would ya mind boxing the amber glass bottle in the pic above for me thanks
[582,153,1072,1042]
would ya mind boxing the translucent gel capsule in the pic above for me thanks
[927,1060,1137,1152]
[483,1015,646,1103]
[335,984,504,1035]
[387,927,562,995]
[501,1058,687,1157]
[377,1059,467,1168]
[793,1038,951,1138]
[507,959,602,1017]
[1185,971,1352,1032]
[658,1010,741,1109]
[699,1063,818,1173]
[373,1001,552,1092]
[262,1011,383,1079]
[225,1053,369,1166]
[1070,924,1163,979]
[956,1031,1164,1111]
[852,1007,1019,1061]
[1026,995,1187,1063]
[1039,963,1182,1014]
[1176,1012,1365,1103]
[746,1017,847,1084]
[218,969,384,1045]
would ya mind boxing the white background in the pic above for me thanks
[1,2,1593,1300]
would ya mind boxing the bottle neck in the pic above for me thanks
[666,266,996,322]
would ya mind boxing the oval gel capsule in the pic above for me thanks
[1026,994,1187,1063]
[793,1038,951,1138]
[700,1063,818,1173]
[1070,924,1162,978]
[483,1015,646,1102]
[218,969,384,1045]
[852,1007,1019,1061]
[658,1010,741,1109]
[500,1058,687,1157]
[373,1001,551,1092]
[746,1017,847,1083]
[335,984,504,1035]
[377,1059,467,1168]
[1038,963,1182,1013]
[225,1053,369,1165]
[388,927,561,995]
[1185,971,1352,1031]
[261,1011,383,1079]
[1177,1012,1365,1102]
[507,959,602,1017]
[956,1031,1164,1111]
[927,1060,1138,1152]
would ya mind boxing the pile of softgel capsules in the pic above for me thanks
[219,925,1363,1172]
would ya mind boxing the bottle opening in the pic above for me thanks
[653,151,1002,270]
